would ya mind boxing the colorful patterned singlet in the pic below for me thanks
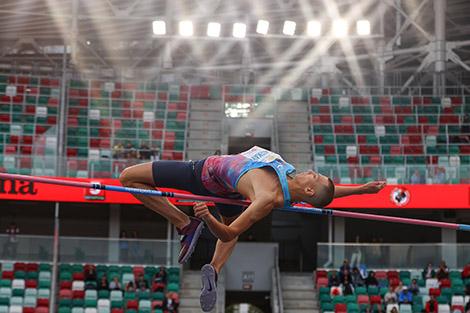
[200,146,296,207]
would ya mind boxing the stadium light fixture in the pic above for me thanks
[207,22,221,37]
[333,19,348,38]
[256,20,269,35]
[233,23,247,38]
[179,20,194,37]
[283,20,296,36]
[152,20,166,35]
[307,20,321,37]
[356,19,371,36]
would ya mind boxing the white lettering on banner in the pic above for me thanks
[241,146,283,163]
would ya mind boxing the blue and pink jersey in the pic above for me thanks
[200,146,296,207]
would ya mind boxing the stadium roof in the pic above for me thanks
[1,0,470,89]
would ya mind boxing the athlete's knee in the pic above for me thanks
[119,167,137,187]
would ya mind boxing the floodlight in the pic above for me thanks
[233,23,247,38]
[256,20,269,35]
[333,19,348,38]
[307,20,321,37]
[179,20,193,37]
[152,20,166,35]
[356,20,370,36]
[207,22,221,37]
[283,20,296,36]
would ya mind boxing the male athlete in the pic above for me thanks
[119,146,385,311]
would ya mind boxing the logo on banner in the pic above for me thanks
[84,182,105,200]
[390,187,410,207]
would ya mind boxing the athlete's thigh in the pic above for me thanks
[120,162,155,186]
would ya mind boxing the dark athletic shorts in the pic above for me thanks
[151,159,244,218]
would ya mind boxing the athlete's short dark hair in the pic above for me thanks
[312,177,335,208]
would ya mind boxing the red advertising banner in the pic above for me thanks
[0,177,469,209]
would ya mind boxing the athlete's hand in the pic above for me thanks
[361,181,386,194]
[194,202,211,220]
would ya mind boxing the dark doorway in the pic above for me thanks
[226,291,271,313]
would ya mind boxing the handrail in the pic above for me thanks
[274,245,284,313]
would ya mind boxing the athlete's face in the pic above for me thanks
[297,170,330,197]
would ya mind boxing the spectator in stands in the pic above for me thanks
[154,267,167,285]
[462,262,470,279]
[119,230,129,262]
[84,266,97,281]
[384,286,398,304]
[409,279,420,296]
[135,274,149,291]
[328,270,341,287]
[340,276,355,295]
[351,267,365,287]
[437,260,449,280]
[139,142,151,160]
[365,271,379,287]
[422,263,436,280]
[398,286,413,304]
[411,170,424,184]
[214,149,221,156]
[395,281,404,294]
[126,281,135,292]
[165,292,179,313]
[434,167,447,184]
[109,276,121,290]
[150,147,160,161]
[3,222,19,258]
[426,295,438,313]
[98,275,109,290]
[113,142,124,159]
[126,142,139,159]
[339,259,351,281]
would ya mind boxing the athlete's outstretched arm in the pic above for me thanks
[194,197,274,242]
[334,181,386,198]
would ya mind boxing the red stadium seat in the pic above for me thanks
[335,303,347,313]
[316,277,328,288]
[429,288,441,297]
[357,295,370,304]
[59,289,73,299]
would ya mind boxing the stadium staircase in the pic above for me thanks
[276,101,313,172]
[179,270,225,313]
[281,272,318,313]
[186,99,224,161]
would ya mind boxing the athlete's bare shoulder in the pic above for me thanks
[237,168,283,204]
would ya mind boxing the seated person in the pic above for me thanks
[98,275,109,291]
[154,267,167,285]
[126,281,135,292]
[398,286,412,304]
[135,274,149,291]
[384,286,397,304]
[84,266,97,281]
[365,271,379,287]
[422,263,436,280]
[426,295,438,313]
[351,267,365,287]
[109,276,121,291]
[409,279,420,296]
[329,271,341,288]
[437,261,449,280]
[340,276,355,296]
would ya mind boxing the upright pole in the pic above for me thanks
[377,1,387,94]
[49,203,60,313]
[433,0,447,96]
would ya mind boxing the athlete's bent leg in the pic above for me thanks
[119,162,203,264]
[200,215,239,312]
[119,162,190,228]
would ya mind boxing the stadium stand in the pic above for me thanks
[316,268,469,313]
[1,75,469,183]
[57,264,179,313]
[0,262,52,313]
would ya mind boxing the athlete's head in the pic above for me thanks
[293,170,335,207]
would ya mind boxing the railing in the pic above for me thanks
[0,234,179,266]
[271,245,284,313]
[315,164,470,184]
[317,243,470,269]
